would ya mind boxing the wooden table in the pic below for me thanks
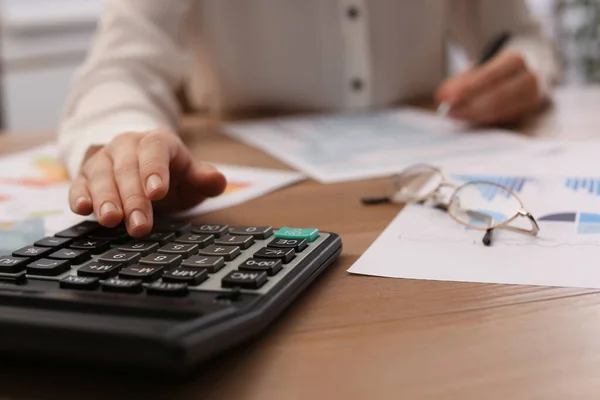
[2,86,600,400]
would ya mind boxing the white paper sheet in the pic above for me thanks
[223,107,557,183]
[348,172,600,289]
[0,144,304,253]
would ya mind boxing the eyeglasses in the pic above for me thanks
[361,163,540,246]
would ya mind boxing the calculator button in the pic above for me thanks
[70,239,110,254]
[0,256,29,273]
[139,253,182,269]
[48,249,91,265]
[198,245,240,261]
[88,227,130,244]
[35,237,72,248]
[215,234,254,249]
[119,265,163,282]
[101,278,143,294]
[162,267,208,285]
[146,282,189,297]
[13,246,53,260]
[59,275,99,290]
[0,271,27,285]
[98,250,141,265]
[182,256,225,273]
[267,238,308,252]
[174,233,214,247]
[158,243,199,258]
[153,221,192,235]
[229,226,273,239]
[141,232,176,246]
[274,227,319,242]
[27,258,71,276]
[191,224,228,237]
[118,241,159,256]
[54,221,100,238]
[239,258,282,276]
[77,261,122,279]
[221,270,267,289]
[254,247,295,263]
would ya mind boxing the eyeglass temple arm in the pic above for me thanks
[496,209,540,236]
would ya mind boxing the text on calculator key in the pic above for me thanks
[0,256,29,273]
[228,226,273,239]
[34,237,72,248]
[198,245,240,261]
[191,224,228,237]
[221,270,268,289]
[119,265,164,282]
[267,238,308,252]
[214,234,254,249]
[118,240,160,255]
[77,261,122,279]
[174,233,214,247]
[101,278,143,294]
[26,259,71,276]
[254,247,295,263]
[98,250,141,265]
[139,253,182,269]
[162,267,208,285]
[182,256,225,273]
[69,239,110,254]
[59,275,99,290]
[158,243,199,258]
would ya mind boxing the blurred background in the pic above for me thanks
[0,0,597,134]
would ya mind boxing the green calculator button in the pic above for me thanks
[274,227,319,242]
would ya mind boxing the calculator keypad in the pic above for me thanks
[1,222,328,299]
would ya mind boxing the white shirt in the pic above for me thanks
[57,0,558,178]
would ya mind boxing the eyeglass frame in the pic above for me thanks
[361,163,540,246]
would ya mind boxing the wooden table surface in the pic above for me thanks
[1,86,600,400]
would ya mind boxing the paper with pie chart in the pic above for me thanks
[0,144,304,254]
[349,173,600,289]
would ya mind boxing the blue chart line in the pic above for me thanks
[451,175,534,202]
[564,178,600,197]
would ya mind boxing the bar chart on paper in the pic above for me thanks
[564,178,600,197]
[348,173,600,289]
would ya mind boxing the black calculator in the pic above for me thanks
[0,220,342,374]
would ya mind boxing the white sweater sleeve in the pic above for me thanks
[57,0,195,179]
[446,0,559,97]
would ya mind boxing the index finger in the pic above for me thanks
[138,131,177,201]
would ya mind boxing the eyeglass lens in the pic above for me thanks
[448,182,522,229]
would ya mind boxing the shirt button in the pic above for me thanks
[347,6,359,19]
[351,78,364,91]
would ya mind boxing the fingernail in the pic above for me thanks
[100,202,118,217]
[130,210,147,228]
[75,196,89,209]
[146,174,163,192]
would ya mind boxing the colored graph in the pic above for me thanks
[451,174,535,202]
[223,181,249,194]
[539,212,600,234]
[564,178,600,197]
[0,154,69,187]
[0,194,9,203]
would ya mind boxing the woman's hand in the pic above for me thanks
[435,50,543,126]
[68,130,227,237]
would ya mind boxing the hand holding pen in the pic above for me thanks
[435,32,543,126]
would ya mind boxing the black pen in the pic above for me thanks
[437,32,512,117]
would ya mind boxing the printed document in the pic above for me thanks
[348,171,600,289]
[224,107,555,183]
